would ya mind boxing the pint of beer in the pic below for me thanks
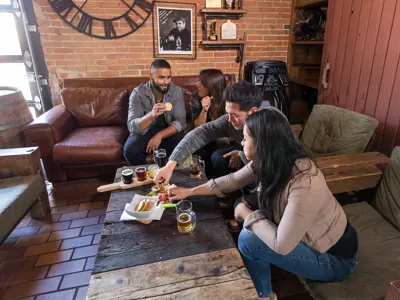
[176,200,196,233]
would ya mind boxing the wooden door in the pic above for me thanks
[318,0,400,155]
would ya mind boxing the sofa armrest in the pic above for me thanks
[385,280,400,300]
[0,147,41,179]
[23,105,75,157]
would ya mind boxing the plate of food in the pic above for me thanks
[125,195,160,219]
[147,184,176,204]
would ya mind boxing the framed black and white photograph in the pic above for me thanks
[153,2,197,60]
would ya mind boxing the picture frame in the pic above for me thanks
[152,2,197,60]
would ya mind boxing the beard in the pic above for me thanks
[151,80,170,94]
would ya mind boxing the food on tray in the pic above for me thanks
[165,102,173,111]
[134,199,154,212]
[147,184,177,204]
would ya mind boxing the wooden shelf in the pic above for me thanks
[296,0,328,8]
[292,64,321,69]
[200,8,247,14]
[292,41,324,45]
[201,40,246,46]
[291,79,319,89]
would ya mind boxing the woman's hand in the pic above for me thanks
[201,96,212,112]
[169,186,192,201]
[234,203,253,222]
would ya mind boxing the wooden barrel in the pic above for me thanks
[0,87,33,149]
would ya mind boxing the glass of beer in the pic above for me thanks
[135,167,147,181]
[176,200,196,234]
[147,164,158,180]
[154,148,167,168]
[190,155,205,179]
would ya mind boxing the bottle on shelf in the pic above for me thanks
[224,0,233,9]
[209,20,218,41]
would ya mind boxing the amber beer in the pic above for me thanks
[189,166,200,177]
[177,213,194,233]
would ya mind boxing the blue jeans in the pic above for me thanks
[238,229,358,298]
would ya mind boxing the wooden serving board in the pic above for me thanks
[97,178,154,193]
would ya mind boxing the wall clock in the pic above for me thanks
[48,0,155,39]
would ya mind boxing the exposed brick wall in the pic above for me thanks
[33,0,291,105]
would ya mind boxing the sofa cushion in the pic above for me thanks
[53,126,128,163]
[372,146,400,231]
[303,202,400,300]
[61,87,129,127]
[0,175,44,241]
[300,105,379,158]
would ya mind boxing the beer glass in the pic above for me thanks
[154,148,167,168]
[190,155,205,179]
[176,200,196,233]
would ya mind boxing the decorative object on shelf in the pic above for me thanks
[224,0,233,9]
[209,20,218,40]
[206,0,222,8]
[48,0,155,39]
[233,0,241,9]
[221,20,236,40]
[294,6,327,41]
[152,1,197,59]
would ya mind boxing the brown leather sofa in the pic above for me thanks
[23,75,236,183]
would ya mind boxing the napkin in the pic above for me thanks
[120,203,165,222]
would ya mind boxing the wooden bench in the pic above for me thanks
[314,152,390,194]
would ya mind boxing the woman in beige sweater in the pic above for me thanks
[170,108,358,300]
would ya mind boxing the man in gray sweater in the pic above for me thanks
[124,59,186,165]
[155,80,263,184]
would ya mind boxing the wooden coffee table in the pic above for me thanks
[87,166,258,299]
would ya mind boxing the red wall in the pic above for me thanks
[319,0,400,156]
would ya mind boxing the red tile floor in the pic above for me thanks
[0,177,313,300]
[0,178,110,300]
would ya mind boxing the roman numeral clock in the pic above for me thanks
[49,0,155,39]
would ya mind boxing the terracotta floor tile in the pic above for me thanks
[6,266,48,286]
[35,289,75,300]
[59,210,89,222]
[84,256,96,271]
[29,215,61,227]
[16,216,32,228]
[76,285,89,300]
[92,234,101,245]
[0,256,38,274]
[49,198,69,208]
[8,226,40,239]
[60,236,93,250]
[88,207,107,217]
[81,224,103,236]
[47,259,86,277]
[70,216,99,228]
[78,201,105,211]
[0,238,17,250]
[15,233,50,247]
[60,271,92,289]
[72,245,99,260]
[35,250,73,267]
[51,205,78,215]
[48,228,82,242]
[39,221,71,234]
[24,241,61,257]
[2,277,61,299]
[0,248,27,263]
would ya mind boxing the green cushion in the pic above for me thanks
[372,147,400,231]
[0,175,44,241]
[300,105,379,158]
[303,202,400,299]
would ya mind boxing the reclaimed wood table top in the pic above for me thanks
[87,166,258,300]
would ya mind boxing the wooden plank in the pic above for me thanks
[354,0,385,114]
[87,249,258,300]
[325,0,353,106]
[201,41,246,46]
[372,1,400,153]
[337,0,362,108]
[325,165,383,194]
[363,0,397,117]
[93,217,236,274]
[318,0,343,104]
[314,152,390,175]
[345,0,373,111]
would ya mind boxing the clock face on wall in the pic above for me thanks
[48,0,155,39]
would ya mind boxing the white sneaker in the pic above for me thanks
[272,292,278,300]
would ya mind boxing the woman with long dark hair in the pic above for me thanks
[191,69,226,128]
[170,108,358,300]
